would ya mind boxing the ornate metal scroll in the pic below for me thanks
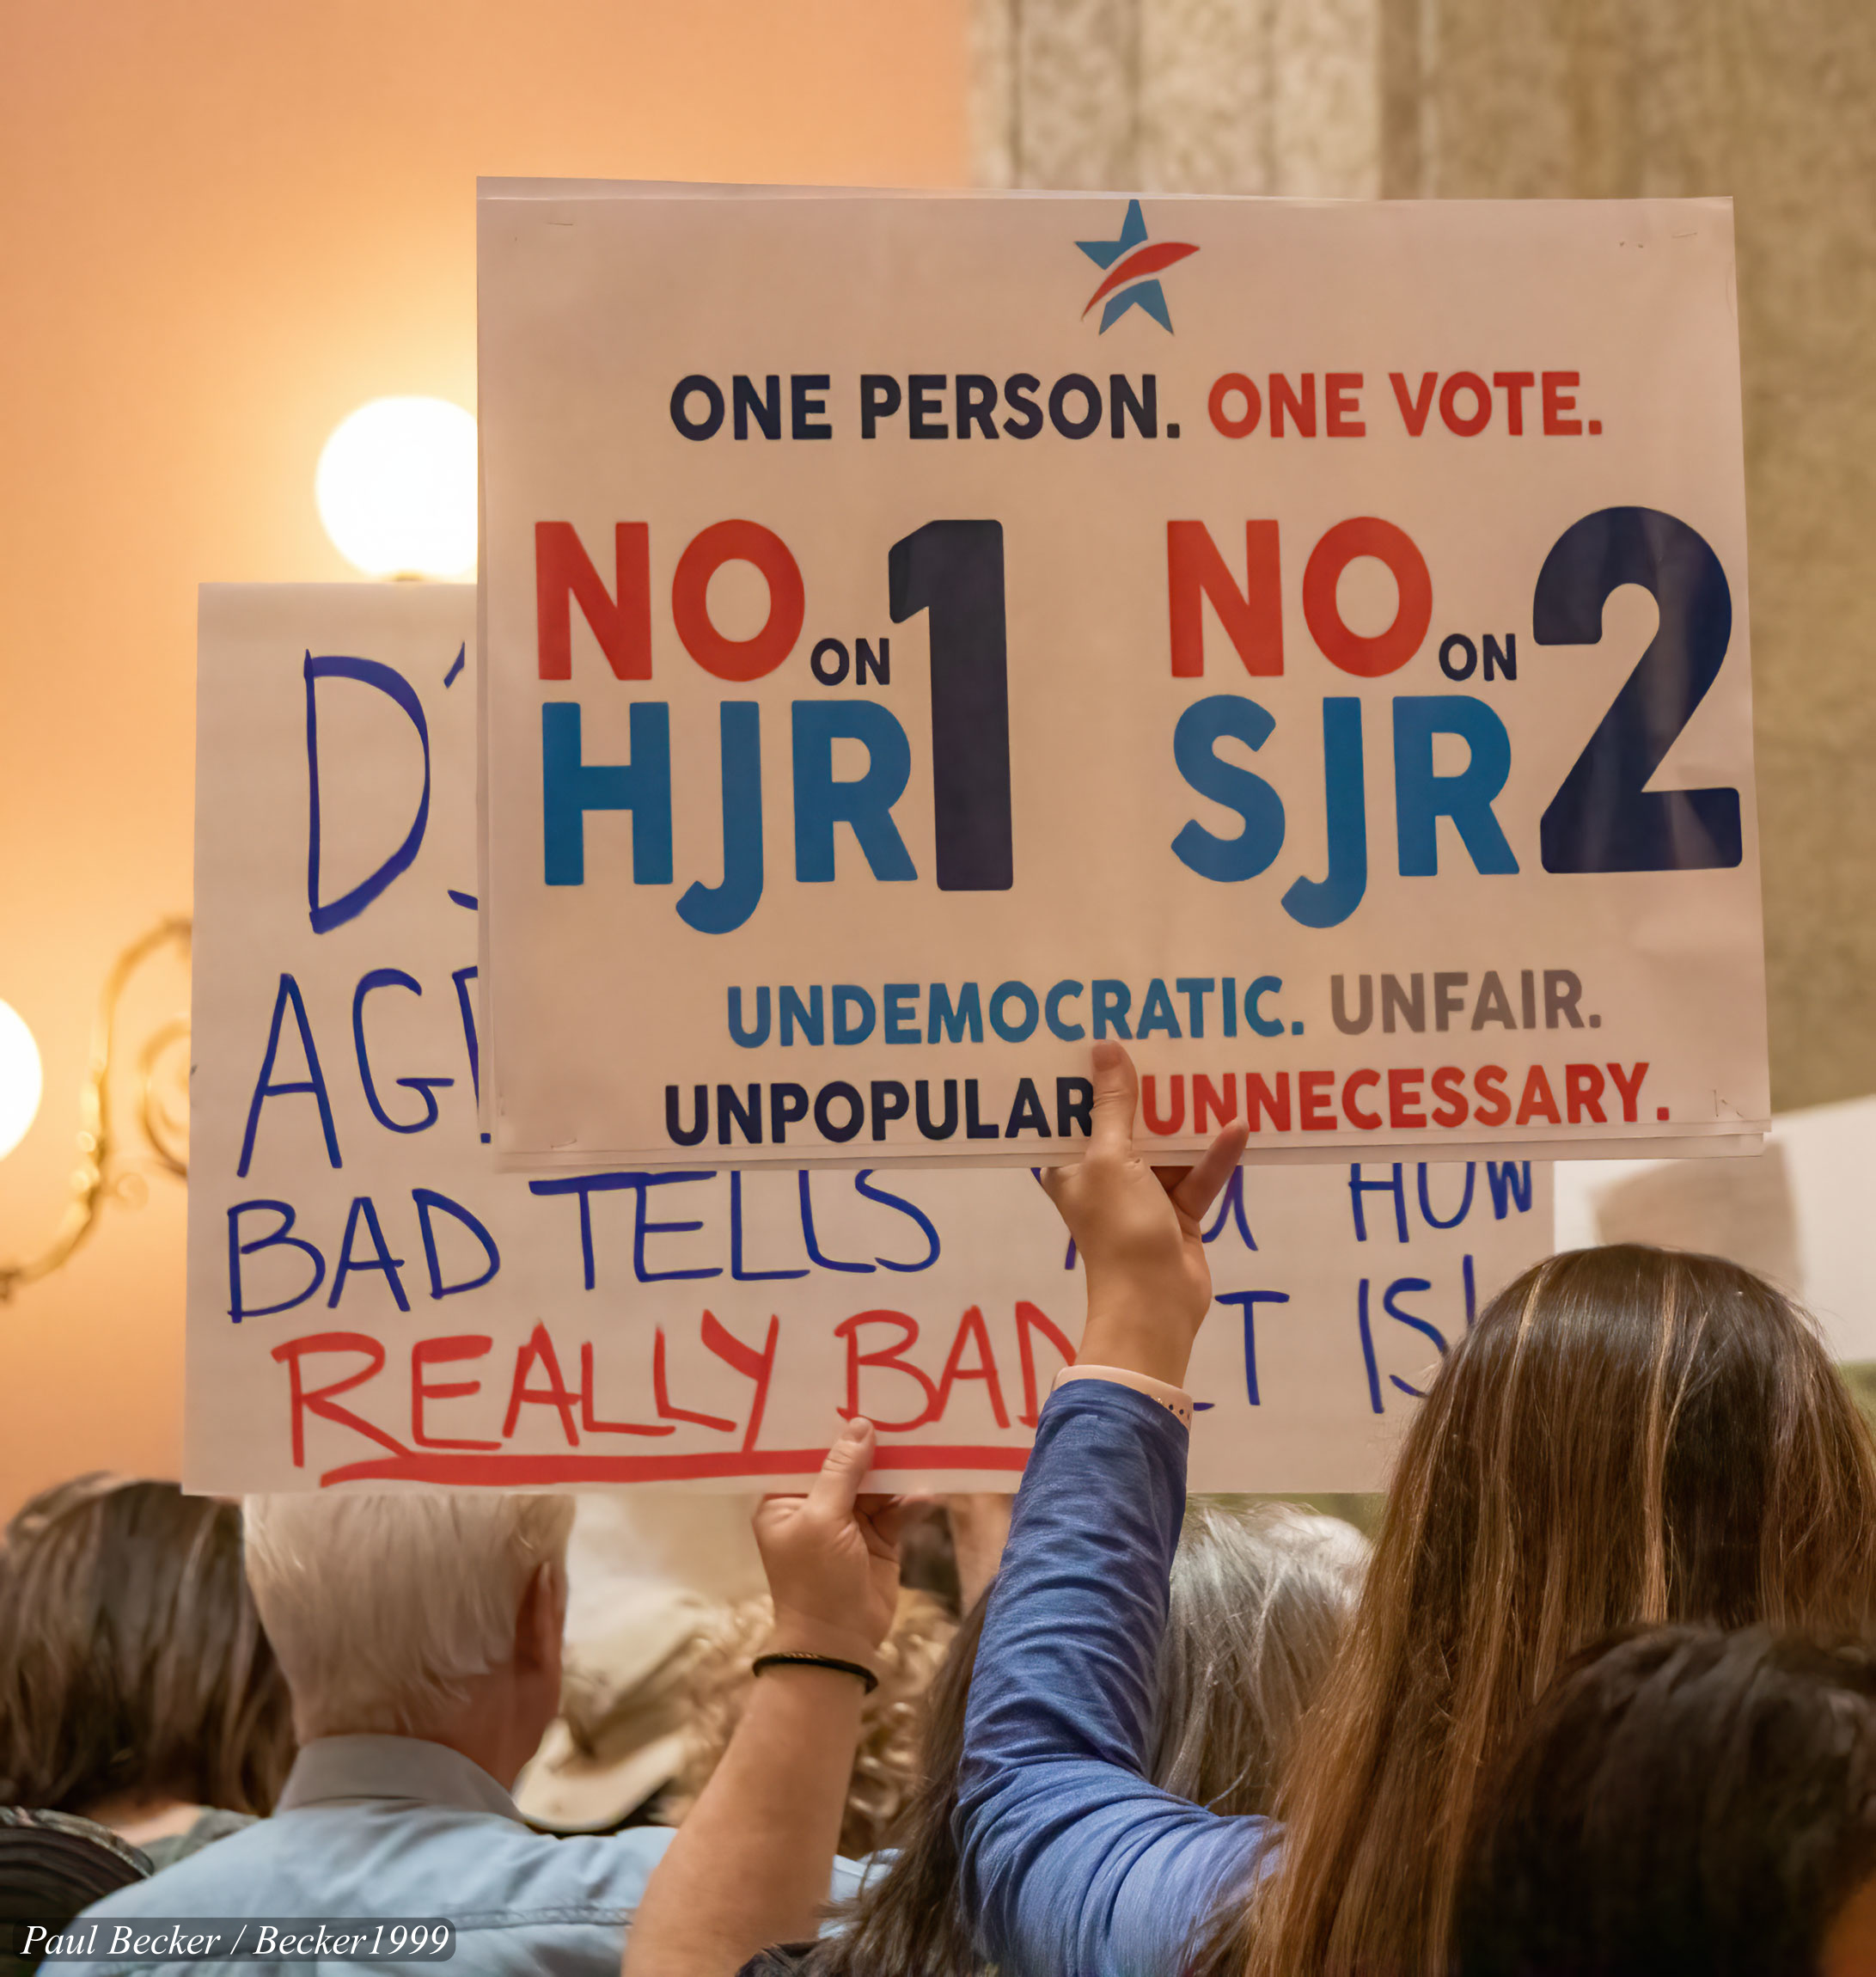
[0,915,192,1301]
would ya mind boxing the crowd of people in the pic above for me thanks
[6,1042,1876,1976]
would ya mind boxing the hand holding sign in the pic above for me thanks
[1042,1042,1249,1386]
[754,1417,908,1668]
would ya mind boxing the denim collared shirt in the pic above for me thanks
[66,1735,859,1977]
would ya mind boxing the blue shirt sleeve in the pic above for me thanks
[954,1380,1274,1977]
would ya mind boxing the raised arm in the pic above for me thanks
[955,1043,1271,1977]
[623,1418,906,1977]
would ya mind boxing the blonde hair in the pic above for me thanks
[663,1588,955,1858]
[1219,1246,1876,1977]
[243,1491,574,1741]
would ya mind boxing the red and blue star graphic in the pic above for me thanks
[1076,199,1200,333]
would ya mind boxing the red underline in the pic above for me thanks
[318,1444,1033,1487]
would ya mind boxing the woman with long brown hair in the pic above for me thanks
[0,1477,295,1863]
[953,1044,1876,1977]
[1225,1231,1876,1975]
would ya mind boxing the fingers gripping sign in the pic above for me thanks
[753,1417,910,1673]
[1041,1040,1250,1387]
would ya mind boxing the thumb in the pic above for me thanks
[805,1416,876,1519]
[1089,1040,1139,1159]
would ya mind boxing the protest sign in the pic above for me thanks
[1555,1095,1876,1365]
[476,184,1766,1171]
[186,584,1552,1492]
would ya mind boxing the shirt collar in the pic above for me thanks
[277,1735,525,1825]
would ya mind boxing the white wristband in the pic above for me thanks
[1050,1363,1195,1429]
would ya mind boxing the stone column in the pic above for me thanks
[969,0,1378,196]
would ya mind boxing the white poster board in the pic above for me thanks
[186,585,1553,1491]
[1555,1096,1876,1364]
[475,184,1766,1172]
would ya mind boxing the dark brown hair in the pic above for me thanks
[1456,1625,1876,1976]
[0,1477,295,1816]
[1223,1246,1876,1977]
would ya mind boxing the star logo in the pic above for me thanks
[1076,199,1200,334]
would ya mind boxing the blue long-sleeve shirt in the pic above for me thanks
[955,1380,1276,1977]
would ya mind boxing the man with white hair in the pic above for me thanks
[60,1489,862,1977]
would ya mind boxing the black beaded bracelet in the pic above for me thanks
[751,1650,879,1694]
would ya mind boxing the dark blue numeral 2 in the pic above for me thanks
[1533,506,1742,873]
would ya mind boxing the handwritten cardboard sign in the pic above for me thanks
[475,183,1766,1172]
[186,584,1553,1491]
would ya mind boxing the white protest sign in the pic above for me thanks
[475,185,1765,1172]
[1555,1095,1876,1365]
[186,584,1553,1492]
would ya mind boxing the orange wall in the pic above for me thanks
[0,0,967,1517]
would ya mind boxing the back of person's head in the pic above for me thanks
[1236,1245,1876,1977]
[812,1499,1368,1977]
[0,1477,293,1817]
[1456,1625,1876,1977]
[242,1491,573,1740]
[1153,1501,1370,1816]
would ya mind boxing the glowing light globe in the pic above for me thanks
[0,1000,43,1160]
[315,397,478,578]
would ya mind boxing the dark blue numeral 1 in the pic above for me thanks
[1533,506,1741,873]
[888,520,1014,891]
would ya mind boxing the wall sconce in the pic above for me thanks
[4,401,478,1297]
[4,401,476,1297]
[0,919,191,1301]
[0,1001,44,1161]
[315,396,479,578]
